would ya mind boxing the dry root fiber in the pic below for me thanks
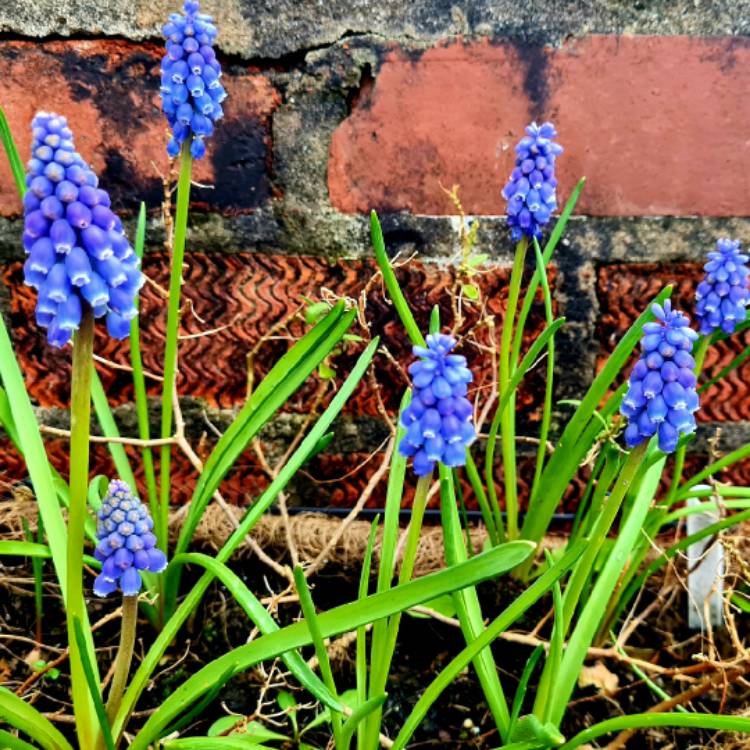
[0,495,489,578]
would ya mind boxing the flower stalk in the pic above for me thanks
[106,595,139,725]
[158,143,193,609]
[66,309,98,748]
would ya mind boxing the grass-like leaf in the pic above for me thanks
[0,685,75,750]
[128,540,535,749]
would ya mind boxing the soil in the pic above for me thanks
[1,548,749,749]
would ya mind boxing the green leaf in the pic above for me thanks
[91,369,137,490]
[305,302,331,324]
[462,283,479,300]
[509,715,564,746]
[172,304,355,565]
[406,593,456,620]
[171,553,341,712]
[128,541,535,749]
[114,341,379,739]
[370,211,424,347]
[389,542,585,750]
[128,202,159,521]
[439,466,509,735]
[0,686,75,750]
[0,540,51,559]
[558,713,750,750]
[277,691,298,737]
[72,617,115,750]
[0,313,68,599]
[521,285,673,547]
[207,715,243,737]
[163,739,277,749]
[0,729,39,750]
[0,105,26,198]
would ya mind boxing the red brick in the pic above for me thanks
[0,40,279,215]
[597,263,750,422]
[3,252,552,419]
[329,36,750,217]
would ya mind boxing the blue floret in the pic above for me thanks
[620,301,700,454]
[23,112,143,348]
[696,238,749,335]
[398,333,476,476]
[93,479,167,597]
[502,121,563,241]
[160,1,225,159]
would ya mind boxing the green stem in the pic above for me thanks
[497,237,527,539]
[129,203,158,521]
[546,442,649,727]
[364,474,431,750]
[106,595,138,726]
[465,452,500,545]
[158,144,193,610]
[666,335,710,503]
[66,310,98,749]
[530,239,554,499]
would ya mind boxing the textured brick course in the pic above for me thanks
[3,252,552,415]
[0,40,279,215]
[329,36,750,217]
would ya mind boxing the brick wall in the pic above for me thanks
[0,1,749,508]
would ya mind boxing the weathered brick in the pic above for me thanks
[597,263,750,422]
[329,36,750,217]
[0,40,279,215]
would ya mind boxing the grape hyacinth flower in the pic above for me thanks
[695,238,750,335]
[621,301,700,454]
[93,479,167,597]
[502,122,563,241]
[160,0,226,159]
[399,334,476,476]
[22,112,143,348]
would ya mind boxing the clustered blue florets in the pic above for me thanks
[621,301,700,454]
[398,334,476,476]
[695,238,749,336]
[93,479,167,597]
[502,122,563,241]
[160,0,226,159]
[22,112,143,348]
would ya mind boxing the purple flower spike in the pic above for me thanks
[93,479,167,598]
[22,112,143,347]
[399,333,476,476]
[621,300,700,454]
[502,122,563,241]
[159,1,224,159]
[696,238,749,336]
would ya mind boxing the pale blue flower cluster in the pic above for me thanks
[160,0,226,159]
[502,122,563,241]
[399,334,476,476]
[23,112,143,347]
[93,479,167,597]
[621,301,700,453]
[696,238,749,335]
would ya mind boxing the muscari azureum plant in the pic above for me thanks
[0,3,538,749]
[2,5,750,748]
[369,118,750,748]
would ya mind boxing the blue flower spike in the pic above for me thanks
[502,122,563,241]
[696,238,750,335]
[398,333,476,476]
[160,0,226,159]
[93,479,167,597]
[22,112,143,348]
[620,301,700,454]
